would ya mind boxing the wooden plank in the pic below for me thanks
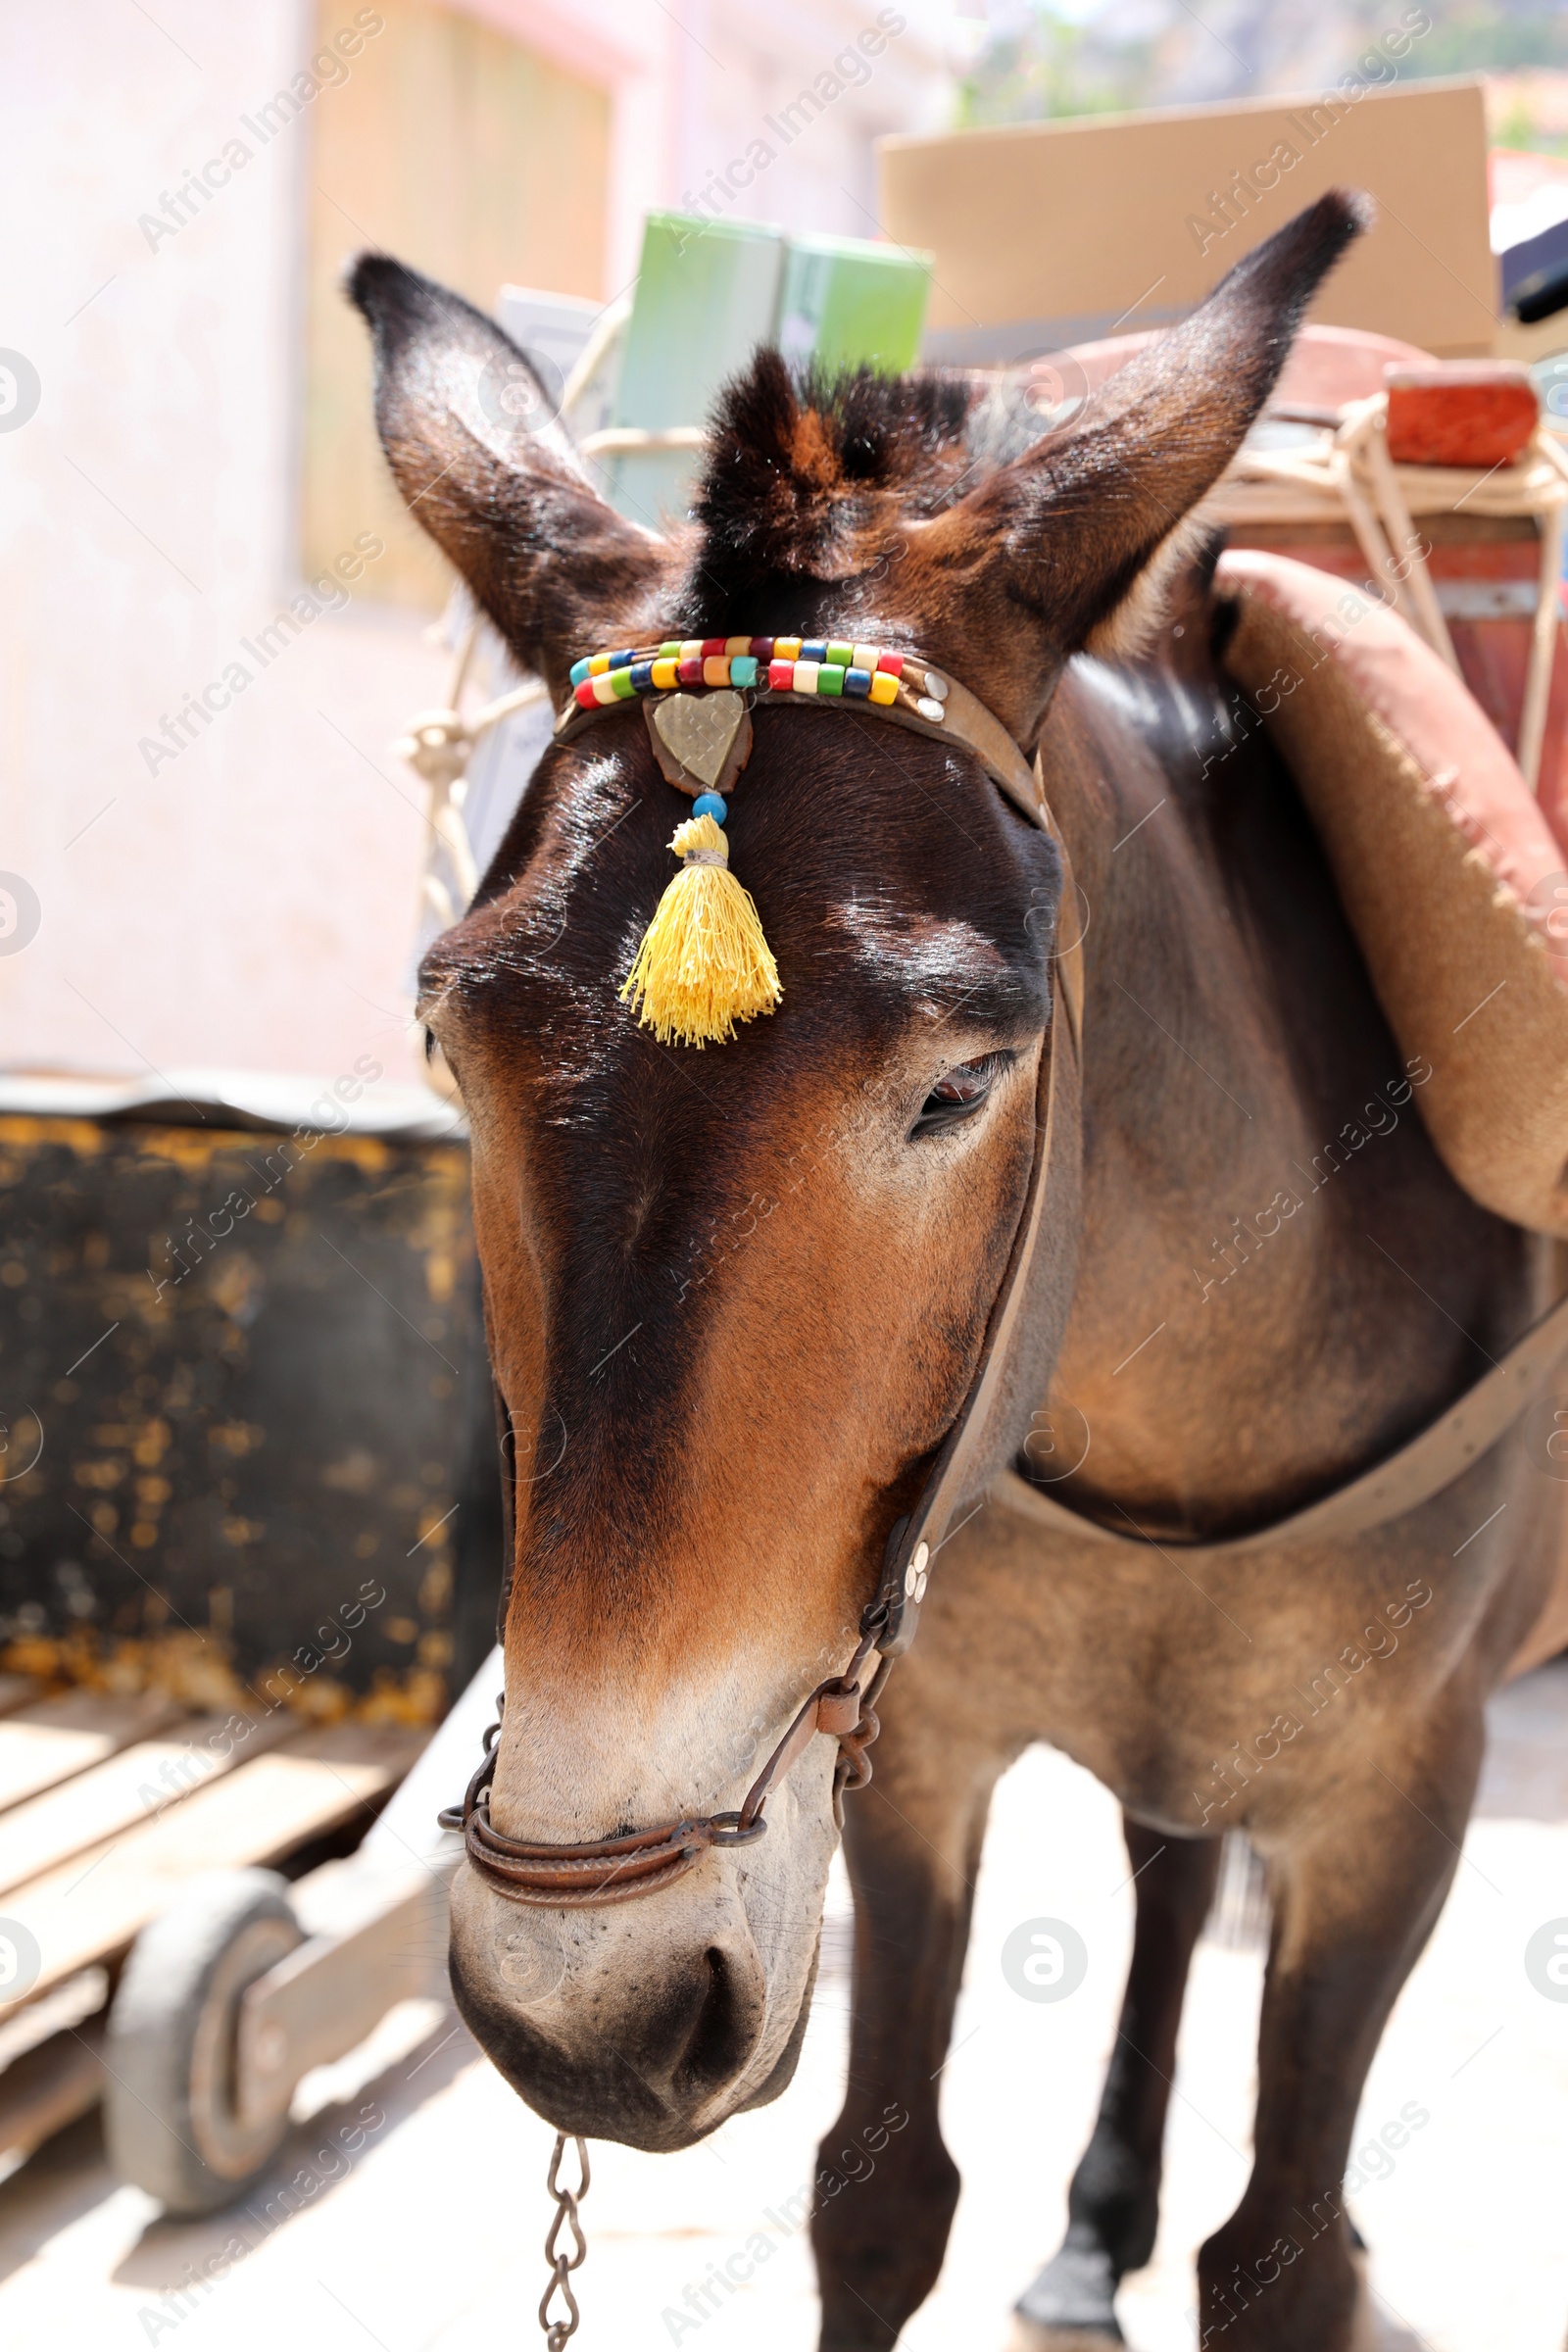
[0,1676,42,1722]
[237,1857,451,2126]
[0,2022,104,2177]
[0,1690,184,1814]
[0,1724,427,2018]
[0,1967,108,2073]
[0,1710,299,1896]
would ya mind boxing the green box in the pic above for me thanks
[602,211,935,525]
[608,213,784,527]
[776,231,932,375]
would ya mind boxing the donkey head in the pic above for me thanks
[351,191,1365,2152]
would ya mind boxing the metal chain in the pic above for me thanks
[538,2132,591,2349]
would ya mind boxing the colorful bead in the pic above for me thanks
[566,634,946,749]
[692,792,727,821]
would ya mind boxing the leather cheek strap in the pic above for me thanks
[870,812,1083,1656]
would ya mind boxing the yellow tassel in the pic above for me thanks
[620,813,782,1048]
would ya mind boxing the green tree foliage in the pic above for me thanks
[958,2,1568,131]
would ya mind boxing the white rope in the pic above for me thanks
[1208,397,1568,787]
[576,424,709,458]
[396,652,549,926]
[400,293,635,933]
[397,381,1567,927]
[560,296,632,425]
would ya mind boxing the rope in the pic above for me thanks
[397,388,1568,928]
[1207,397,1568,788]
[399,294,636,933]
[395,646,549,930]
[576,423,708,458]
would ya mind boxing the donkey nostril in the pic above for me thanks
[673,1946,756,2102]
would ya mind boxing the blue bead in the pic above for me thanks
[692,792,727,822]
[801,638,828,664]
[609,648,635,668]
[568,657,591,688]
[844,665,872,698]
[630,662,655,690]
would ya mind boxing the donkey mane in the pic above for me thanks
[690,353,978,597]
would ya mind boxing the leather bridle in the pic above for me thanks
[442,658,1084,1904]
[445,651,1568,1907]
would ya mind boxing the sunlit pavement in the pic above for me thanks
[2,1664,1565,2352]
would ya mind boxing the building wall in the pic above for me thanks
[0,0,957,1086]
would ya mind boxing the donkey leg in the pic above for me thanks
[1195,1727,1479,2352]
[1011,1820,1221,2348]
[812,1757,996,2351]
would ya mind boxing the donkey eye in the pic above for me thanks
[911,1053,1012,1137]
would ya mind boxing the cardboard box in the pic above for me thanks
[878,76,1495,365]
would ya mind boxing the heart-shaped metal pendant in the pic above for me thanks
[649,690,753,795]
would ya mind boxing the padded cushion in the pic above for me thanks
[1216,549,1568,1237]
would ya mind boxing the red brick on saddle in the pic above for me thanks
[1384,360,1540,470]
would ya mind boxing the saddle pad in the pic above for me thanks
[1215,549,1568,1238]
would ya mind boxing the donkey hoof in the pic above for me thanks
[1009,2246,1124,2346]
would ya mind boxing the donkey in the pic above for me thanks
[350,192,1563,2350]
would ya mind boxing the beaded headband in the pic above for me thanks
[566,635,953,725]
[554,634,1048,1050]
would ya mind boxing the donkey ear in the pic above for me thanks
[347,256,675,696]
[913,190,1373,737]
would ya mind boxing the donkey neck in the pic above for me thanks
[1037,646,1534,1543]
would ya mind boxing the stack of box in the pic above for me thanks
[602,212,933,525]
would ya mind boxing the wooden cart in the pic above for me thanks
[0,1649,498,2211]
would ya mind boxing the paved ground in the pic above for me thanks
[2,1664,1566,2352]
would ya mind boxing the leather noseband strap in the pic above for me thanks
[440,1625,888,1906]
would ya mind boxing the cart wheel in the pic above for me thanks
[105,1868,303,2215]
